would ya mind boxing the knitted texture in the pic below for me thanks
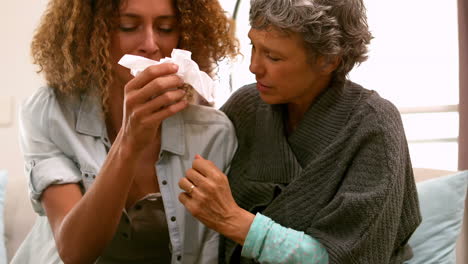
[220,80,421,264]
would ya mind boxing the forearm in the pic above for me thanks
[54,133,139,263]
[242,214,329,264]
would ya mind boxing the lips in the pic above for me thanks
[256,81,271,92]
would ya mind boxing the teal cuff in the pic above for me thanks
[241,213,329,264]
[242,213,272,258]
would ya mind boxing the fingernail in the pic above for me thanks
[172,64,179,71]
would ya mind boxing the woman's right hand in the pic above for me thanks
[120,62,188,153]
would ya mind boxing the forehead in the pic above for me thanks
[120,0,176,15]
[248,27,305,49]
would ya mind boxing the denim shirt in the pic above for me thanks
[13,86,237,264]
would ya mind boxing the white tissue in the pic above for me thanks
[118,49,215,104]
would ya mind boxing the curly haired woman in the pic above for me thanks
[12,0,238,263]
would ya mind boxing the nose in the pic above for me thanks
[249,50,264,77]
[138,27,160,57]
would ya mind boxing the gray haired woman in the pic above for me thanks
[179,0,421,263]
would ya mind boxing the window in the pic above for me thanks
[219,0,459,170]
[350,1,459,170]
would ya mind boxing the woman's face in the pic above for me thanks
[248,27,332,109]
[110,0,180,88]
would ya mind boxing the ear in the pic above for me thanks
[318,56,341,75]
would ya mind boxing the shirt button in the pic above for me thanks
[171,216,176,222]
[177,255,182,261]
[162,180,168,185]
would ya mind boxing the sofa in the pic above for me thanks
[2,168,467,263]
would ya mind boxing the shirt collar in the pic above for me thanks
[161,111,186,156]
[76,93,106,138]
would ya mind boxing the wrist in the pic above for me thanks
[221,207,255,245]
[111,132,143,166]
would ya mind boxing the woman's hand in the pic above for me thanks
[179,155,255,245]
[120,63,188,153]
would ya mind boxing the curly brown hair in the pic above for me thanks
[31,0,238,112]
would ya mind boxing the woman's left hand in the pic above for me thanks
[179,155,255,245]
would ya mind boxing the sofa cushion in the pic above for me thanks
[0,170,8,264]
[4,166,37,262]
[405,170,468,264]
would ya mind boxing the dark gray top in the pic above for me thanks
[98,193,171,264]
[220,79,421,264]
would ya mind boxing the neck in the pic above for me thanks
[286,77,332,134]
[106,82,125,143]
[285,103,308,134]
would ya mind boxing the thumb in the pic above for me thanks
[194,154,205,160]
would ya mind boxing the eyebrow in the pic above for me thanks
[120,13,178,20]
[248,35,285,56]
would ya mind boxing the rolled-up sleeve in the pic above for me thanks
[19,88,81,215]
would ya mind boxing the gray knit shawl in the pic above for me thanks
[219,80,421,264]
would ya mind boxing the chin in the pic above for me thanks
[258,93,282,105]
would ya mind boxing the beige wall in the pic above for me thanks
[0,0,48,260]
[0,2,48,173]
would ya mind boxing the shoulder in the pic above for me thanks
[346,82,403,134]
[365,92,402,124]
[226,83,259,101]
[344,84,408,165]
[180,104,238,168]
[220,83,260,130]
[21,86,79,123]
[20,87,59,131]
[221,83,259,115]
[180,104,236,142]
[20,86,83,148]
[181,104,233,128]
[22,86,56,115]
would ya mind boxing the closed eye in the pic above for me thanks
[119,26,137,32]
[267,54,280,62]
[157,27,175,33]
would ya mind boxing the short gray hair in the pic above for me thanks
[250,0,372,82]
